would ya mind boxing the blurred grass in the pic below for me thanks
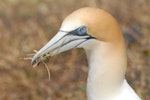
[0,0,149,100]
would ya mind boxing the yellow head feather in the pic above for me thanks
[62,7,124,44]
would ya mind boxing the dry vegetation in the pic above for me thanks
[0,0,149,100]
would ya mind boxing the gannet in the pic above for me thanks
[31,7,141,100]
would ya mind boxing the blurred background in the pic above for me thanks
[0,0,149,100]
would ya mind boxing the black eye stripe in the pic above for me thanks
[60,25,95,39]
[57,36,94,49]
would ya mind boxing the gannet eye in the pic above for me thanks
[77,26,87,36]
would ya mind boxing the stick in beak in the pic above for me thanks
[31,31,67,66]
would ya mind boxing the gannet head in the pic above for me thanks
[31,7,125,65]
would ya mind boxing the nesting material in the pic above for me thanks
[20,50,51,80]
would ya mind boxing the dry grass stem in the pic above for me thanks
[21,50,51,80]
[42,60,51,80]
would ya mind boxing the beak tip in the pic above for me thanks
[31,55,39,65]
[31,60,34,65]
[31,58,36,65]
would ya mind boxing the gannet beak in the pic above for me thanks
[31,26,94,65]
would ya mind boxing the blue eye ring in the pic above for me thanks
[77,26,87,36]
[67,25,88,36]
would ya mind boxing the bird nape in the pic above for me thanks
[31,7,141,100]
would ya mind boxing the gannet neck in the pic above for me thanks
[83,39,126,99]
[83,39,140,100]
